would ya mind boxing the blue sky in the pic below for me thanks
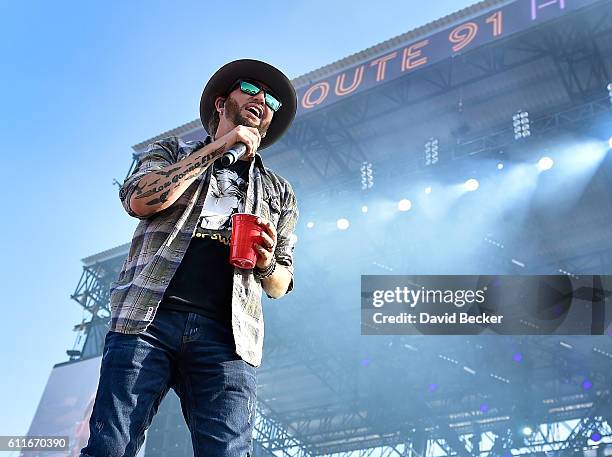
[0,0,478,440]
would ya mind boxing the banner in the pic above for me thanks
[296,0,602,116]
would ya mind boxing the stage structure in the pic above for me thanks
[30,0,612,455]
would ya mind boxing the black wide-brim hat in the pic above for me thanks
[199,59,297,150]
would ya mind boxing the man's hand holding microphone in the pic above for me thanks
[216,125,262,165]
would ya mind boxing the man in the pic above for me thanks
[80,59,298,457]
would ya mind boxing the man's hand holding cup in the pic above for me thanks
[253,217,276,270]
[228,214,276,275]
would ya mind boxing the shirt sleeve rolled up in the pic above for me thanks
[118,137,179,219]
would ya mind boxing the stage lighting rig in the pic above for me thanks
[513,110,531,140]
[360,161,374,190]
[425,138,439,166]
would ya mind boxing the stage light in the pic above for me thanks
[425,138,439,166]
[608,82,612,104]
[306,221,315,229]
[424,186,432,194]
[397,199,412,211]
[428,383,438,392]
[591,431,602,442]
[513,110,531,139]
[537,156,554,171]
[360,161,374,190]
[513,352,522,362]
[522,426,533,436]
[497,162,504,170]
[337,218,350,230]
[480,403,490,413]
[608,136,612,149]
[464,178,479,192]
[582,379,593,390]
[361,205,368,213]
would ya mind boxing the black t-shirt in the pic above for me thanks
[160,158,251,325]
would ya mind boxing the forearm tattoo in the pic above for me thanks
[133,144,226,207]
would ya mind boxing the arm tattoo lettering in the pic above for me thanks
[133,144,226,207]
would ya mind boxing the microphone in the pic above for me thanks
[220,142,247,167]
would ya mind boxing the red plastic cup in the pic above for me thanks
[229,213,263,269]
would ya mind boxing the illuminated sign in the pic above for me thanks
[295,0,600,116]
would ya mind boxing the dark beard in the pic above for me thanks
[224,96,271,137]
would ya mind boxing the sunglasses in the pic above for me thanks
[228,79,282,112]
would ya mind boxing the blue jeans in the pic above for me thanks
[79,308,257,457]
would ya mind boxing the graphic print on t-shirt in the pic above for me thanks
[160,160,250,322]
[193,161,249,245]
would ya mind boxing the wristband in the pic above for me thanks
[254,256,276,279]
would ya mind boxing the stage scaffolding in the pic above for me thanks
[66,1,612,455]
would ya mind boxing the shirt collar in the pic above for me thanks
[204,135,268,176]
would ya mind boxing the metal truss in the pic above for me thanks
[270,414,612,457]
[253,403,314,457]
[322,441,416,457]
[484,414,612,457]
[277,93,612,207]
[268,337,360,404]
[532,247,612,275]
[453,96,612,160]
[543,5,611,104]
[433,336,612,457]
[268,3,612,182]
[478,243,612,276]
[259,403,404,456]
[260,324,612,455]
[70,262,112,318]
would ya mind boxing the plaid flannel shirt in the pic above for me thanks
[109,135,299,367]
